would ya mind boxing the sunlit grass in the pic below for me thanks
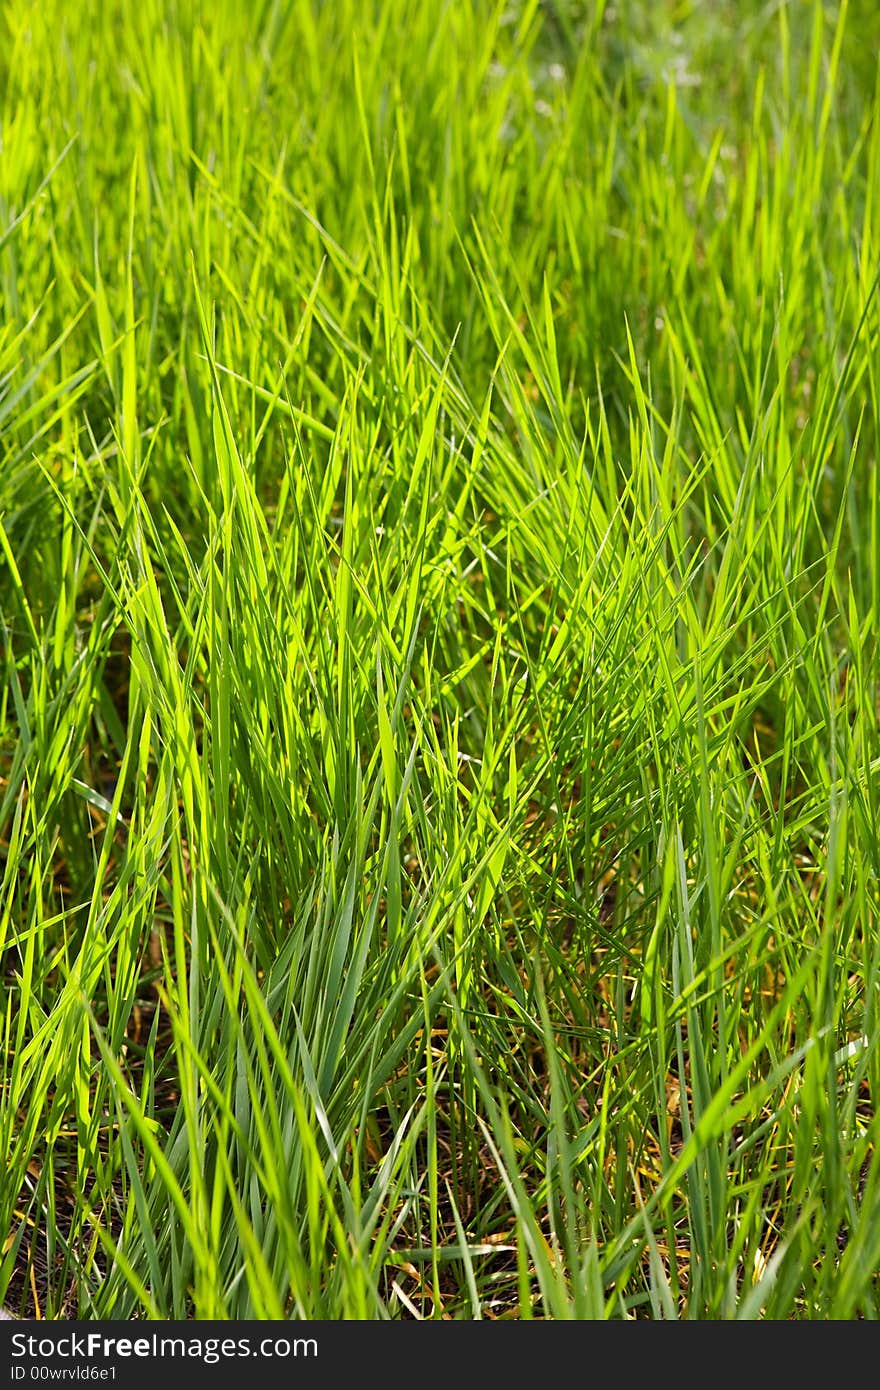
[1,0,879,1319]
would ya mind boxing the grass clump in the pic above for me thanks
[1,0,880,1319]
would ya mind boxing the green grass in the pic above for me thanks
[1,0,879,1319]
